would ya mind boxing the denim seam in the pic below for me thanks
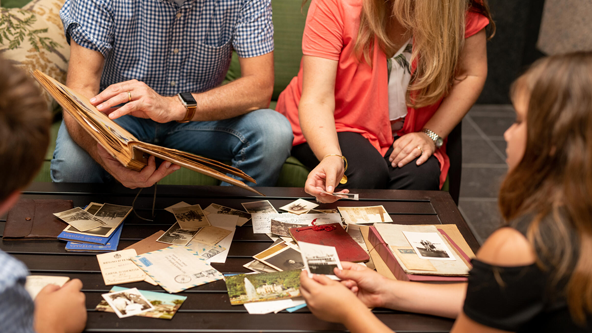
[165,127,250,164]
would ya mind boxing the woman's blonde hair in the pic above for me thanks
[355,0,495,108]
[499,52,592,324]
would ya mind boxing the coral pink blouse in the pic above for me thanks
[276,0,489,188]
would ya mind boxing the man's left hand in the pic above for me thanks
[389,132,436,168]
[90,79,185,123]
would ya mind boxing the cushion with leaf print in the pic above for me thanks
[0,0,69,112]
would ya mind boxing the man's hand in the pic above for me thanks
[97,144,180,189]
[91,80,186,123]
[34,279,87,333]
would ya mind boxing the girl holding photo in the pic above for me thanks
[299,52,592,332]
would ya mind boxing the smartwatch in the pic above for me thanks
[422,128,444,148]
[176,92,197,123]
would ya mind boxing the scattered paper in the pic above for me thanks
[171,204,210,231]
[25,276,70,300]
[54,207,106,231]
[164,202,190,214]
[190,226,232,246]
[204,203,250,226]
[186,242,227,260]
[338,206,392,224]
[243,260,279,273]
[204,215,237,264]
[102,288,154,318]
[299,242,342,279]
[279,199,318,215]
[96,286,186,320]
[97,249,147,285]
[157,222,200,246]
[244,298,306,314]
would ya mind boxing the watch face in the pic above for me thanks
[436,137,444,148]
[179,92,196,105]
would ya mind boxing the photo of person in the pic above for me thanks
[102,288,154,318]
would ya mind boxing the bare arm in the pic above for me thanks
[390,29,488,167]
[97,52,275,122]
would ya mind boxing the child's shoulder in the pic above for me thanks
[0,250,29,293]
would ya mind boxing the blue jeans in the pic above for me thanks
[50,109,293,187]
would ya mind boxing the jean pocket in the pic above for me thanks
[184,39,233,92]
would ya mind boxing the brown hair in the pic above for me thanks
[355,0,495,108]
[0,57,51,202]
[499,52,592,324]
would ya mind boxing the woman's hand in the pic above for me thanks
[90,80,186,123]
[336,262,391,308]
[304,156,349,203]
[300,271,367,323]
[389,132,436,168]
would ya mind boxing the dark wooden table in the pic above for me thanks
[1,183,479,333]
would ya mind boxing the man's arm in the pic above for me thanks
[99,51,275,122]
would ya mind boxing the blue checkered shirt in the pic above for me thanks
[0,250,35,333]
[60,0,274,96]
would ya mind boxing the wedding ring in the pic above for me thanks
[416,146,423,153]
[128,91,132,102]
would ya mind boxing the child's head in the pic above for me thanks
[0,57,50,213]
[500,52,592,323]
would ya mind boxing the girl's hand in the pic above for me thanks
[336,262,391,308]
[299,271,367,323]
[304,156,348,203]
[389,132,436,168]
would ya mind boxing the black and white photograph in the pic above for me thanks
[157,222,200,246]
[270,219,301,237]
[85,202,104,215]
[241,200,278,214]
[54,207,106,231]
[171,204,210,231]
[259,246,305,272]
[279,199,318,215]
[101,288,154,318]
[402,231,456,261]
[299,242,342,279]
[94,203,132,224]
[206,203,251,219]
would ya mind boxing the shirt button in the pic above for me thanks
[176,13,182,18]
[173,48,179,54]
[170,81,176,86]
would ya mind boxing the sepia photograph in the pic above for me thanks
[337,206,393,224]
[54,207,106,231]
[172,204,210,231]
[101,288,154,318]
[206,203,251,219]
[299,242,342,279]
[270,219,301,237]
[225,270,301,305]
[85,202,104,215]
[241,200,278,214]
[157,223,200,246]
[279,199,318,215]
[402,231,456,261]
[96,286,186,320]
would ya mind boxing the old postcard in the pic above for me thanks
[164,201,190,214]
[96,286,186,320]
[171,204,210,231]
[279,199,318,215]
[299,242,342,279]
[338,206,393,224]
[258,246,305,272]
[102,288,154,318]
[241,200,278,214]
[320,191,360,201]
[243,260,279,273]
[186,242,227,260]
[402,231,456,261]
[390,246,437,271]
[131,246,224,293]
[191,226,232,246]
[97,249,147,285]
[156,222,199,246]
[63,203,132,237]
[25,276,70,300]
[204,203,250,226]
[224,270,301,305]
[54,207,106,231]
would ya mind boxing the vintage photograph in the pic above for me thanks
[320,191,359,201]
[94,203,132,224]
[172,204,210,231]
[279,199,318,215]
[101,288,154,318]
[258,246,305,272]
[243,260,279,273]
[54,207,106,231]
[225,270,301,305]
[206,203,251,219]
[299,242,342,279]
[337,206,393,224]
[241,200,278,214]
[270,219,301,237]
[157,222,200,246]
[402,231,456,261]
[85,202,104,215]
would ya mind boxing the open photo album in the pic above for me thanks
[32,70,262,195]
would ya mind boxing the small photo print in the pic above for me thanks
[259,246,305,272]
[279,199,318,215]
[157,222,199,246]
[270,219,301,237]
[224,270,301,305]
[337,206,392,224]
[85,202,104,215]
[241,200,278,214]
[96,286,187,320]
[94,203,132,222]
[171,204,210,231]
[101,288,154,318]
[54,207,106,231]
[402,231,456,261]
[299,242,342,279]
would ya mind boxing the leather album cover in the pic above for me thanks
[4,199,73,240]
[289,223,370,262]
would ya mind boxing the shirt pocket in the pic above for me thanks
[183,38,233,93]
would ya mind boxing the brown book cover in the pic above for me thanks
[4,199,73,240]
[368,225,472,282]
[289,223,370,262]
[32,71,263,196]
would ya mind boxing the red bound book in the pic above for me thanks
[289,223,369,262]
